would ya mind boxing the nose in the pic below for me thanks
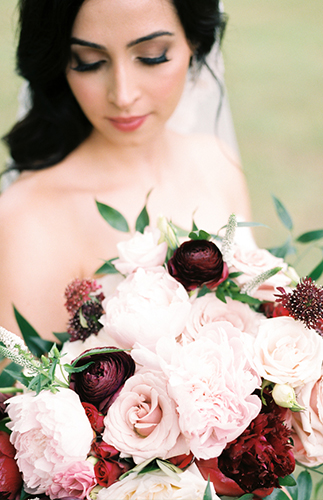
[107,61,141,110]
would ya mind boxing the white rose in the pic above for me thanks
[113,227,168,274]
[184,294,262,341]
[103,370,188,463]
[253,316,323,387]
[230,246,291,301]
[97,469,219,500]
[6,388,93,494]
[100,267,191,351]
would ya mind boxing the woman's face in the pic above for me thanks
[66,0,193,145]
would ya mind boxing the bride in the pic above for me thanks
[0,0,252,340]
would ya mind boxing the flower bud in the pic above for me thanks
[272,383,304,412]
[157,216,178,250]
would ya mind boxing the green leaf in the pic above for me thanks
[156,459,181,481]
[314,477,323,500]
[297,470,312,500]
[296,229,323,243]
[95,258,120,275]
[231,292,262,306]
[135,190,152,233]
[96,200,130,232]
[188,230,211,241]
[3,368,32,388]
[215,286,227,303]
[309,258,323,281]
[14,306,53,357]
[172,224,190,238]
[53,332,70,344]
[197,286,213,298]
[63,361,94,374]
[272,195,293,231]
[279,475,297,487]
[229,271,244,278]
[192,219,198,232]
[0,362,23,387]
[262,488,291,500]
[237,495,253,500]
[203,479,213,500]
[237,221,269,229]
[71,347,127,366]
[0,417,11,433]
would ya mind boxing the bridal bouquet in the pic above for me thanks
[1,195,323,500]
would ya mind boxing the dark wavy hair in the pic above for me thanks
[2,0,226,172]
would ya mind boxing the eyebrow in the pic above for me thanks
[70,31,174,51]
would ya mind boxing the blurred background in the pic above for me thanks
[0,0,322,277]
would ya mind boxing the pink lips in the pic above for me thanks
[107,115,148,132]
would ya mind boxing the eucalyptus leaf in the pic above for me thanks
[53,332,70,344]
[188,229,211,241]
[203,480,213,500]
[192,219,198,232]
[96,200,130,232]
[71,347,127,366]
[14,306,53,357]
[262,488,291,500]
[296,229,323,243]
[172,224,190,238]
[95,258,120,275]
[135,190,152,233]
[0,362,23,387]
[3,368,32,388]
[279,475,297,487]
[309,258,323,281]
[268,236,296,259]
[236,495,253,500]
[313,477,323,500]
[297,470,312,500]
[237,221,269,229]
[272,195,293,231]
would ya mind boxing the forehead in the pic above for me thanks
[72,0,181,40]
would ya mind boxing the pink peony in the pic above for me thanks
[6,389,94,494]
[113,227,168,274]
[46,461,96,499]
[292,371,323,466]
[230,247,291,301]
[252,316,323,388]
[103,370,188,463]
[184,294,262,341]
[153,322,262,459]
[100,267,191,351]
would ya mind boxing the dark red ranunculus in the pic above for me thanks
[197,391,295,496]
[70,348,135,415]
[167,239,228,292]
[82,402,105,434]
[0,431,23,500]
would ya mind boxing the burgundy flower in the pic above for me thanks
[94,457,130,487]
[65,278,103,315]
[0,431,23,500]
[67,299,105,342]
[197,391,295,495]
[259,302,290,319]
[91,439,120,460]
[168,452,194,469]
[70,348,135,414]
[82,402,105,434]
[0,393,13,421]
[275,277,323,331]
[167,239,228,291]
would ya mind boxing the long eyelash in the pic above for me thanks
[138,50,169,66]
[70,54,104,72]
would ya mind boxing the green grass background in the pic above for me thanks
[1,0,322,277]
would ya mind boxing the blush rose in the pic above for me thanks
[103,370,188,463]
[252,316,323,388]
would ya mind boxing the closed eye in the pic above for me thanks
[70,53,106,72]
[138,51,169,66]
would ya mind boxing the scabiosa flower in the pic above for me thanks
[275,277,323,331]
[67,299,105,342]
[65,278,105,341]
[64,278,104,315]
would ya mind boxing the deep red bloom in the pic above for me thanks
[0,431,23,500]
[70,348,135,415]
[91,440,120,460]
[64,278,103,315]
[197,392,295,496]
[168,452,194,469]
[82,402,105,434]
[167,239,228,291]
[94,457,130,487]
[259,302,290,319]
[275,277,323,331]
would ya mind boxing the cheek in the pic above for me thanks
[66,73,105,115]
[152,61,189,112]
